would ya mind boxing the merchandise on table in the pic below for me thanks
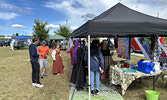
[137,61,155,74]
[122,69,137,73]
[130,64,138,70]
[110,65,161,95]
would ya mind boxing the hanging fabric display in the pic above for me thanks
[116,37,129,59]
[153,40,161,62]
[141,37,152,58]
[134,38,151,60]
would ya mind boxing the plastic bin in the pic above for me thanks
[145,90,160,100]
[137,61,155,74]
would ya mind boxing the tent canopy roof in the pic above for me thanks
[71,3,167,37]
[48,34,65,40]
[13,35,30,39]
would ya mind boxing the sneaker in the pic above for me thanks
[95,89,99,95]
[32,83,37,87]
[91,90,94,96]
[35,83,44,88]
[44,73,47,76]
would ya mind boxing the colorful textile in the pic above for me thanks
[154,41,161,62]
[70,45,74,65]
[72,39,81,64]
[142,38,151,58]
[134,38,151,60]
[101,56,113,79]
[116,38,129,59]
[110,65,161,95]
[122,69,137,73]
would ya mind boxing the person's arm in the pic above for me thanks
[52,50,56,60]
[99,50,104,70]
[84,50,88,66]
[37,47,40,55]
[32,46,39,58]
[47,47,50,55]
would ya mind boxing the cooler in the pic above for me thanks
[137,61,155,74]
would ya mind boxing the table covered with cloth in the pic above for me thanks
[110,65,161,95]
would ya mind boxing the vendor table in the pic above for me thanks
[110,65,161,95]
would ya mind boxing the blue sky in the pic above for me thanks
[1,0,167,36]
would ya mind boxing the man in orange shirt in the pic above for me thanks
[37,41,50,78]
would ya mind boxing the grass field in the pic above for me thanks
[0,47,71,100]
[0,47,167,100]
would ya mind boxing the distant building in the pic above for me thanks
[0,35,5,38]
[0,35,12,39]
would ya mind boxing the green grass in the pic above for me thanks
[0,47,71,100]
[0,47,167,100]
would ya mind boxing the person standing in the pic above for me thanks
[70,39,80,84]
[85,40,104,95]
[52,40,55,49]
[70,40,75,70]
[52,43,64,75]
[29,38,44,88]
[70,39,86,90]
[37,41,50,78]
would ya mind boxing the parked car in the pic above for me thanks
[13,40,26,49]
[0,40,5,47]
[60,40,68,50]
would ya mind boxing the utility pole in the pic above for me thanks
[157,12,159,18]
[65,20,68,26]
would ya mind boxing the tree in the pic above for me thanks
[33,19,50,41]
[54,25,71,37]
[16,33,19,36]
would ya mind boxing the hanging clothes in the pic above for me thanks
[142,37,152,58]
[116,38,129,59]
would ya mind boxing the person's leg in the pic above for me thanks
[34,62,40,84]
[90,71,94,91]
[39,59,43,75]
[71,65,73,71]
[95,71,100,90]
[31,62,35,83]
[43,59,47,75]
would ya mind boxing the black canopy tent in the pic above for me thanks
[70,3,167,99]
[71,3,167,37]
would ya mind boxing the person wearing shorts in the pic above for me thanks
[37,40,50,78]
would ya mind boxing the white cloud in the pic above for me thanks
[11,24,25,28]
[0,3,31,14]
[44,0,167,29]
[46,24,59,28]
[0,12,18,20]
[43,0,124,27]
[71,26,78,30]
[46,24,78,30]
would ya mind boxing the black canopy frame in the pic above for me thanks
[70,3,166,99]
[71,3,167,38]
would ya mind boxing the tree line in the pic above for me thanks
[33,19,71,41]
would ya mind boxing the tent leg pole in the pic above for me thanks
[88,35,91,100]
[128,37,131,63]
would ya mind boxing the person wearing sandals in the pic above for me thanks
[85,40,104,96]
